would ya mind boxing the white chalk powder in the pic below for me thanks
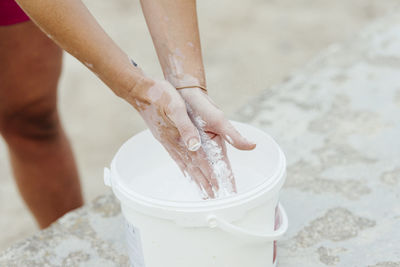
[192,115,235,198]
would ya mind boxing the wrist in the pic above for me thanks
[177,86,207,99]
[178,85,219,110]
[120,73,155,105]
[165,72,206,90]
[176,85,207,94]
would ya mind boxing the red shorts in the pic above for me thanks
[0,0,30,26]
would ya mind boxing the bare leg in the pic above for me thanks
[0,21,83,228]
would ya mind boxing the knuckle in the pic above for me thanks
[178,123,194,136]
[209,111,225,128]
[215,110,225,121]
[166,101,185,116]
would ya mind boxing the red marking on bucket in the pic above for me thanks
[273,204,281,264]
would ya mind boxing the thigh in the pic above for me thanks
[0,21,62,132]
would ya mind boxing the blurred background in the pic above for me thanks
[0,0,398,250]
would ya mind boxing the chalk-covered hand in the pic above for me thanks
[125,78,209,196]
[178,87,256,198]
[125,78,255,199]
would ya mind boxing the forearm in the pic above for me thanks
[140,0,206,88]
[15,0,147,97]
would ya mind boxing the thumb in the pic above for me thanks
[167,107,201,151]
[219,120,256,150]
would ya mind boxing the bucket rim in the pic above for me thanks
[108,128,287,210]
[111,154,285,211]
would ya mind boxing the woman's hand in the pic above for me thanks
[125,78,255,199]
[178,87,256,198]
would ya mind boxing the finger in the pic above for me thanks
[218,120,256,150]
[189,166,215,199]
[206,135,237,194]
[217,136,237,193]
[166,147,189,178]
[191,148,219,192]
[204,167,219,192]
[166,106,201,152]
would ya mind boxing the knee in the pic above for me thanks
[0,102,61,145]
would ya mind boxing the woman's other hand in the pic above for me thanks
[178,87,256,198]
[125,79,255,199]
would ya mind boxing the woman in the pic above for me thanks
[0,0,255,228]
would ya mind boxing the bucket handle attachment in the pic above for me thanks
[207,202,288,242]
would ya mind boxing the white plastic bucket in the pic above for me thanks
[104,121,288,267]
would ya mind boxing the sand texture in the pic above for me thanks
[0,0,399,253]
[1,7,400,266]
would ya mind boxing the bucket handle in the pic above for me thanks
[207,202,288,242]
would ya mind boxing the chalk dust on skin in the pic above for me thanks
[165,50,203,88]
[129,80,207,198]
[162,51,236,198]
[130,56,235,199]
[186,105,236,198]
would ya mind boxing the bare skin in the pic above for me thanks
[14,0,256,199]
[140,0,207,88]
[0,21,83,228]
[141,0,256,197]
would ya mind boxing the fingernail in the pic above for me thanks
[187,138,201,151]
[245,137,256,146]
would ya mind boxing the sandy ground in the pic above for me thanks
[0,0,398,250]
